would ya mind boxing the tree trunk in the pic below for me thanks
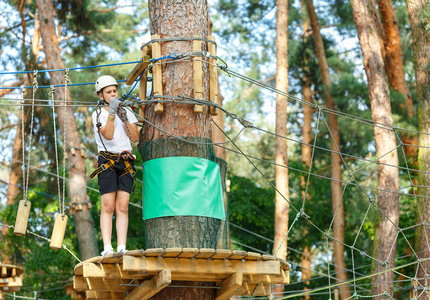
[306,1,351,298]
[300,2,313,298]
[273,0,289,260]
[208,17,226,161]
[140,1,220,298]
[6,80,27,206]
[350,0,400,296]
[272,1,289,297]
[406,0,430,297]
[377,0,413,117]
[37,0,99,260]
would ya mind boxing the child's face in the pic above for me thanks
[99,85,118,103]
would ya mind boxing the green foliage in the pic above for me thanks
[228,174,275,253]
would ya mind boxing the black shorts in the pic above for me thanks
[97,156,135,195]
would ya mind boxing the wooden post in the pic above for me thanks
[139,56,151,121]
[14,200,31,236]
[193,34,203,113]
[334,288,339,300]
[208,35,218,116]
[1,266,6,278]
[50,214,68,250]
[126,55,151,122]
[152,34,164,114]
[140,44,152,120]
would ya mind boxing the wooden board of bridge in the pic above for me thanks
[0,263,24,296]
[73,248,290,300]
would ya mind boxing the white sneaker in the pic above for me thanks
[101,249,113,257]
[118,248,128,254]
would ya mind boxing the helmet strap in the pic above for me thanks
[100,89,109,105]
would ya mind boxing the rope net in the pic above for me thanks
[0,55,429,299]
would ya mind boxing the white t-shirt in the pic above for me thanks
[92,107,138,154]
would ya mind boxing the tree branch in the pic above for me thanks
[0,79,25,97]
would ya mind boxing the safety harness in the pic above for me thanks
[90,151,136,183]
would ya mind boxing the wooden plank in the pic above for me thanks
[5,277,22,287]
[254,283,271,296]
[83,263,153,279]
[125,269,171,300]
[244,252,261,260]
[74,276,88,292]
[138,58,150,121]
[74,263,83,276]
[14,200,31,236]
[99,252,124,264]
[211,249,232,260]
[50,214,68,250]
[193,248,215,259]
[161,248,183,258]
[0,265,23,277]
[145,248,164,257]
[123,256,280,276]
[243,269,289,284]
[178,248,199,258]
[83,257,104,264]
[11,268,16,278]
[193,34,203,113]
[126,57,151,85]
[151,34,163,114]
[141,44,152,58]
[86,290,126,300]
[127,250,146,257]
[228,250,247,260]
[215,271,243,300]
[0,267,6,278]
[171,272,227,282]
[238,283,271,296]
[262,254,276,261]
[86,278,134,292]
[0,286,20,292]
[208,35,218,116]
[276,257,290,270]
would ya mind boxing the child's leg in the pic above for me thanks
[115,190,130,247]
[101,191,116,247]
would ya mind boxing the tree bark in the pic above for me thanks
[272,1,290,297]
[377,0,413,117]
[37,0,99,260]
[350,0,400,296]
[208,16,226,161]
[300,2,313,298]
[140,1,220,298]
[5,78,27,206]
[306,0,351,298]
[405,0,430,297]
[273,0,289,261]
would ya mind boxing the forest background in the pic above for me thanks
[0,0,429,299]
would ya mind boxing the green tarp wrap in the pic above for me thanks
[143,157,226,221]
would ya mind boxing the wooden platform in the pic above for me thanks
[73,248,290,300]
[0,263,24,297]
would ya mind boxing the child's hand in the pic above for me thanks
[117,106,129,123]
[108,97,120,115]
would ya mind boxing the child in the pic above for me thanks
[90,75,139,257]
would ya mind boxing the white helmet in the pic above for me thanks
[95,75,118,93]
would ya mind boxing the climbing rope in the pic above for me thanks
[61,69,69,216]
[49,85,62,215]
[23,71,37,205]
